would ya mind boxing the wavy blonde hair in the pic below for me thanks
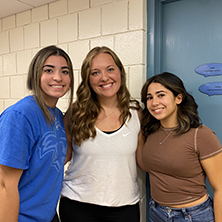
[69,46,138,146]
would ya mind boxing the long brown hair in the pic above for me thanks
[69,46,138,146]
[141,72,201,137]
[27,45,74,123]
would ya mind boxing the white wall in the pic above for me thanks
[0,0,147,221]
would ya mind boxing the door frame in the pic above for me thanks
[147,0,181,77]
[146,1,182,220]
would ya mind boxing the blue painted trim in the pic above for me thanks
[147,0,162,79]
[147,0,181,79]
[146,1,181,221]
[161,0,181,4]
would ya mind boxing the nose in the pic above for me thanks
[152,96,159,106]
[53,71,62,82]
[100,71,109,81]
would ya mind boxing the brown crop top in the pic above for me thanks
[142,125,222,205]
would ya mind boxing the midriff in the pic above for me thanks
[163,193,208,208]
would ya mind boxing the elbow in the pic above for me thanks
[136,158,147,172]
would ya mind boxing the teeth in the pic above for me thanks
[52,85,63,88]
[154,108,163,112]
[102,83,112,88]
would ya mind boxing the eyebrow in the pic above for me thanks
[43,65,69,69]
[107,65,115,68]
[147,90,167,96]
[91,65,115,71]
[91,68,99,71]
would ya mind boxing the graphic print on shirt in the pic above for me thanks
[38,120,67,172]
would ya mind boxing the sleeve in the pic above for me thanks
[196,125,222,160]
[0,110,35,169]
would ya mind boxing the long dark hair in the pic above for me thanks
[141,72,201,137]
[27,45,74,123]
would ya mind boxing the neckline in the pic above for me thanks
[102,122,124,134]
[95,117,128,137]
[160,125,178,131]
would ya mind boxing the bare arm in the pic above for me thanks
[0,164,23,222]
[136,108,147,171]
[201,152,222,222]
[63,113,72,164]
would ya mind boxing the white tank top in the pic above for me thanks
[61,108,140,206]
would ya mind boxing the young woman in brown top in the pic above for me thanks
[137,72,222,222]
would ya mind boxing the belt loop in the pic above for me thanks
[182,208,187,216]
[182,208,191,220]
[150,198,156,208]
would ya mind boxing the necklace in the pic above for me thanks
[159,128,175,145]
[104,109,116,118]
[96,108,119,126]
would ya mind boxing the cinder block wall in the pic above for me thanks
[0,0,147,221]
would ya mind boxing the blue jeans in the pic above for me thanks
[149,196,214,222]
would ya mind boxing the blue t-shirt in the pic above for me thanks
[0,95,67,222]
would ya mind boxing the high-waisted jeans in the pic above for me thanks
[149,195,214,222]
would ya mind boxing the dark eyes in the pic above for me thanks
[158,94,165,98]
[62,70,69,75]
[146,94,165,101]
[43,68,53,73]
[43,68,69,75]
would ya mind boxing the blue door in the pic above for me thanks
[161,0,222,144]
[146,0,222,219]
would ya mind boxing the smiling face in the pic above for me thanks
[40,55,71,108]
[146,82,182,128]
[89,52,121,102]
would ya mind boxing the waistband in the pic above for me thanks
[150,195,212,214]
